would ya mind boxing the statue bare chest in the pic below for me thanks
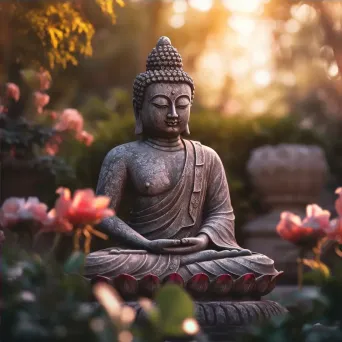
[128,149,185,196]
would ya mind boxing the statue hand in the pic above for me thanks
[147,239,181,253]
[163,234,209,254]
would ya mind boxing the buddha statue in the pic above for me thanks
[84,37,280,285]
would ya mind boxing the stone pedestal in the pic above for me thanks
[131,300,287,342]
[244,144,329,284]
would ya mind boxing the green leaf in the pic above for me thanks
[63,251,85,274]
[154,284,195,337]
[302,259,331,278]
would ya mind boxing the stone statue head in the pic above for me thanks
[133,36,195,138]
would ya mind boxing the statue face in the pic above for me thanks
[139,83,191,138]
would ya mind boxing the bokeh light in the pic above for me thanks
[182,318,200,335]
[173,0,188,14]
[169,14,185,28]
[189,0,213,12]
[253,69,272,87]
[222,0,264,13]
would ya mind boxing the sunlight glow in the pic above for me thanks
[252,51,269,66]
[228,15,256,36]
[173,0,188,14]
[250,99,267,114]
[328,62,339,78]
[253,69,271,86]
[189,0,213,12]
[291,4,317,23]
[285,19,301,33]
[222,0,264,13]
[169,14,185,28]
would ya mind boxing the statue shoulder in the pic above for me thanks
[102,141,138,166]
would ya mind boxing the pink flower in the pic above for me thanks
[325,218,342,244]
[302,204,331,230]
[50,111,58,120]
[277,204,329,247]
[335,187,342,216]
[33,91,50,114]
[54,109,84,134]
[45,142,60,156]
[52,187,114,226]
[6,83,20,102]
[37,68,51,91]
[77,130,94,146]
[0,197,49,229]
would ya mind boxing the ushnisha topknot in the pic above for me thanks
[133,36,195,111]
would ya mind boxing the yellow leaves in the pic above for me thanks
[48,28,63,49]
[27,2,95,69]
[18,0,123,69]
[302,258,331,278]
[96,0,125,24]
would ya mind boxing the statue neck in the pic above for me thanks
[143,136,184,152]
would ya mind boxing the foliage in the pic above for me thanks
[0,0,125,70]
[0,242,205,342]
[241,274,342,342]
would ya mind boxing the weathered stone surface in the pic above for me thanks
[130,300,287,342]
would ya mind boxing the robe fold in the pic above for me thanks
[85,140,279,280]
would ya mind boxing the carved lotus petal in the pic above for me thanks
[233,273,256,294]
[262,272,284,296]
[187,273,209,294]
[211,274,233,295]
[163,273,184,287]
[113,274,138,297]
[255,275,273,294]
[139,274,160,297]
[90,275,111,285]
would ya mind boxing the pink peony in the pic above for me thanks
[0,197,49,229]
[335,187,342,216]
[54,109,84,134]
[33,91,50,114]
[325,218,342,244]
[77,130,94,146]
[6,83,20,102]
[52,187,114,226]
[302,204,331,230]
[277,204,329,247]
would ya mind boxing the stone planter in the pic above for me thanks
[243,144,328,284]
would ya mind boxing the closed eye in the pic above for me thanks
[152,103,169,109]
[176,104,189,110]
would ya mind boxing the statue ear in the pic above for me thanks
[182,124,190,136]
[133,100,143,135]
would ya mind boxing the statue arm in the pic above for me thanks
[95,148,151,250]
[198,148,241,250]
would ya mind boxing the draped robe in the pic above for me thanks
[84,140,279,281]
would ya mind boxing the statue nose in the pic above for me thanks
[167,103,179,118]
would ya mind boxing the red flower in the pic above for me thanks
[33,91,50,114]
[6,83,20,102]
[277,204,329,247]
[47,188,114,228]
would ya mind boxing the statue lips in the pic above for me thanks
[165,119,181,127]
